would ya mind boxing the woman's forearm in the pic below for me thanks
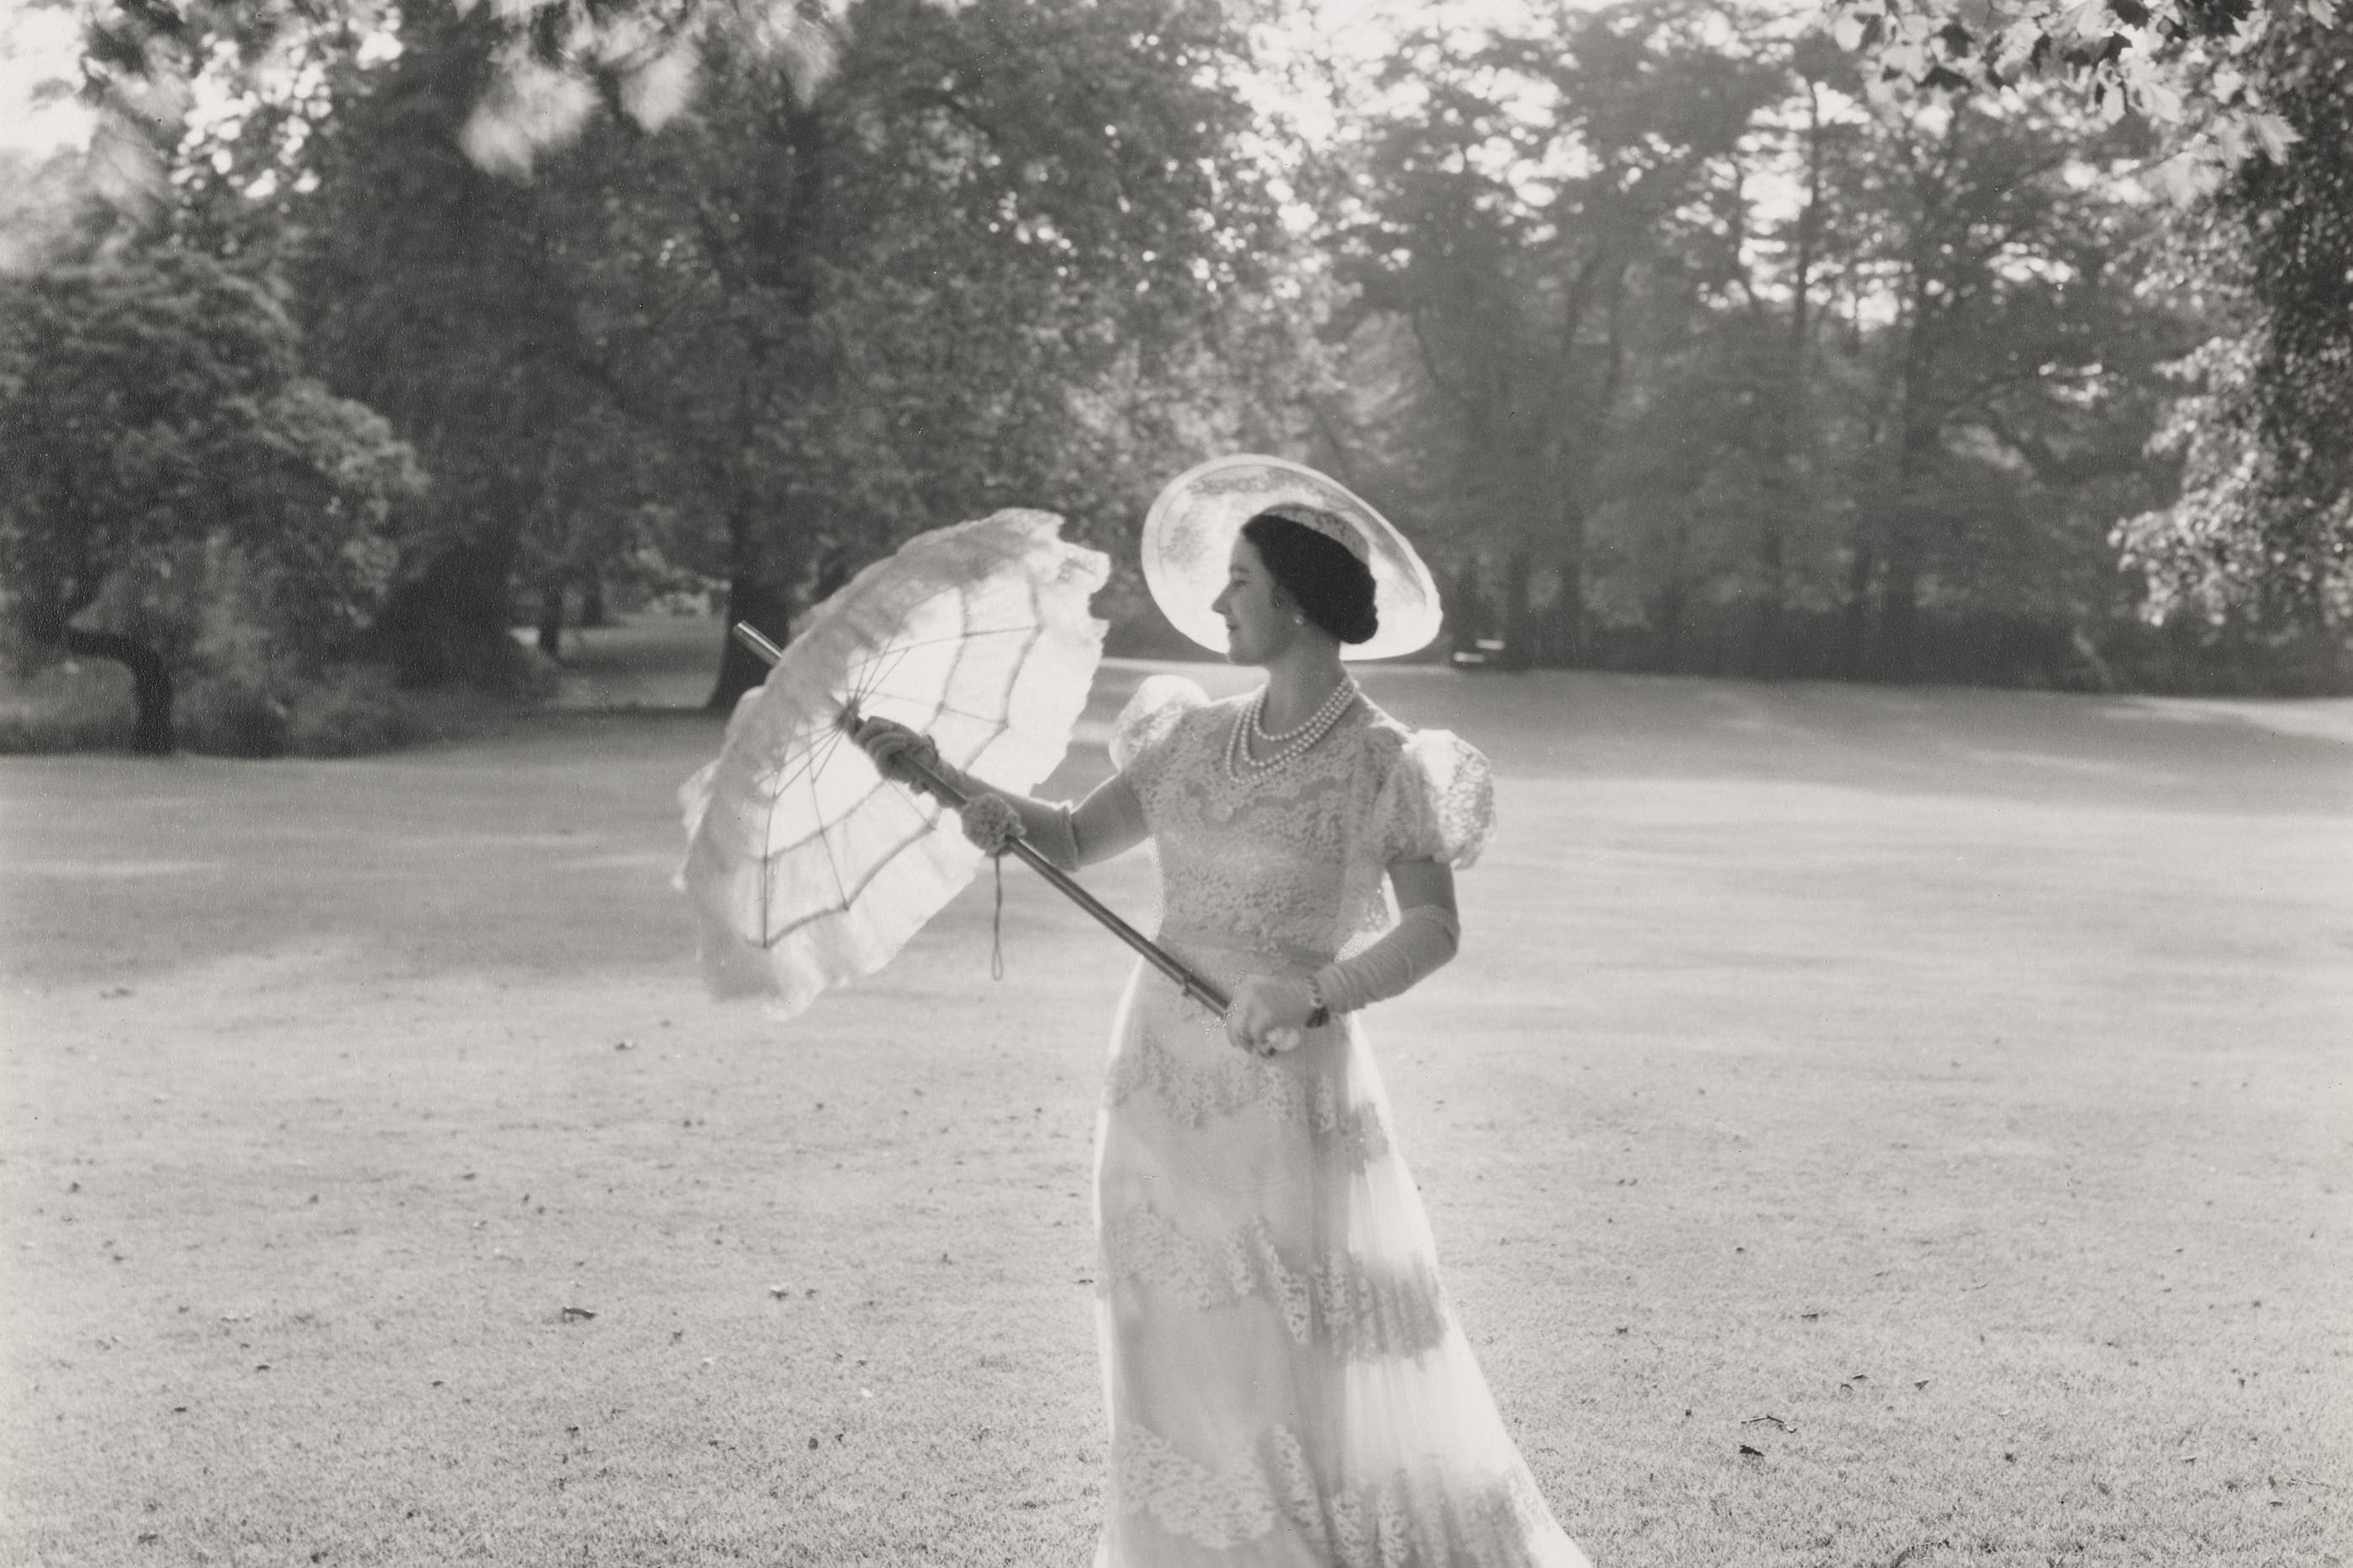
[926,765,1142,871]
[1310,903,1461,1015]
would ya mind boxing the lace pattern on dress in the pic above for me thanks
[1114,1420,1559,1567]
[1104,1031,1393,1163]
[1375,730,1498,870]
[1101,1205,1450,1361]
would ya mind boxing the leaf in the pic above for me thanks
[2250,113,2301,162]
[1738,1443,1765,1457]
[1994,19,2046,75]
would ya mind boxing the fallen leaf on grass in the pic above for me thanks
[769,1284,792,1299]
[559,1305,596,1321]
[1741,1414,1796,1432]
[1737,1444,1764,1458]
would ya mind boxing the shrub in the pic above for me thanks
[284,668,430,757]
[178,670,293,758]
[0,663,135,753]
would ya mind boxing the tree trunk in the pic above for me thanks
[1544,550,1585,669]
[1498,547,1535,671]
[537,576,564,660]
[578,569,606,628]
[1657,576,1687,673]
[1841,543,1875,681]
[1880,530,1922,682]
[1748,528,1786,679]
[1749,79,1821,683]
[708,573,791,712]
[59,626,175,755]
[1445,557,1489,657]
[707,481,795,713]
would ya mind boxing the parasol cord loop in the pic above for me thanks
[992,859,1007,980]
[958,794,1028,982]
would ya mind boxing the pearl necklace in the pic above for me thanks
[1226,678,1357,779]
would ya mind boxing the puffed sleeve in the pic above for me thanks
[1373,729,1497,869]
[1109,673,1208,792]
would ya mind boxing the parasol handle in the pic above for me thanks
[727,621,1234,1021]
[897,755,1233,1019]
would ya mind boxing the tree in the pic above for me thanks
[540,0,1288,707]
[1336,0,1784,665]
[0,252,424,752]
[2115,20,2353,632]
[1837,0,2352,655]
[127,0,1289,704]
[1829,0,2325,191]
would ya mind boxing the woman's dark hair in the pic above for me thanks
[1241,511,1379,644]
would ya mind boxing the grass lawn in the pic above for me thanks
[3,628,2349,1567]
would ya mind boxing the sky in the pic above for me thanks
[0,3,94,156]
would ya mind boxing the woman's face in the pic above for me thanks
[1210,536,1293,666]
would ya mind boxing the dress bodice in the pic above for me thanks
[1110,676,1494,973]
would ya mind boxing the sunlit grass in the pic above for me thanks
[3,662,2347,1565]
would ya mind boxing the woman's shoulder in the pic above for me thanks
[1350,697,1496,865]
[1109,674,1233,772]
[1347,697,1417,764]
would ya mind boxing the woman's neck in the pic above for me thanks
[1258,644,1350,732]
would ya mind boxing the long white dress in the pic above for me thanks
[1088,676,1590,1568]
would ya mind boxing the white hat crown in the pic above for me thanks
[1256,504,1373,564]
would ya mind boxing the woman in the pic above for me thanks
[861,456,1589,1566]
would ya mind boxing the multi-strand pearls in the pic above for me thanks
[1224,676,1357,779]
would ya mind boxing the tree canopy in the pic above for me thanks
[0,251,424,750]
[3,0,2341,756]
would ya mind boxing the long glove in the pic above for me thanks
[1310,903,1462,1016]
[854,716,1090,869]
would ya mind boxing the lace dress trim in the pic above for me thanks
[1104,1030,1392,1164]
[1101,1204,1449,1361]
[1114,1420,1558,1567]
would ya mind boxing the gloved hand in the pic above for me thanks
[852,715,953,800]
[1223,974,1319,1058]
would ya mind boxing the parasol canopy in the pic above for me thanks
[676,509,1109,1016]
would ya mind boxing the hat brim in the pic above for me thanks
[1140,455,1443,662]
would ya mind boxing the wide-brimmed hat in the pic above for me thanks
[1141,455,1442,661]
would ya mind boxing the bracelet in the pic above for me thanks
[1303,975,1330,1030]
